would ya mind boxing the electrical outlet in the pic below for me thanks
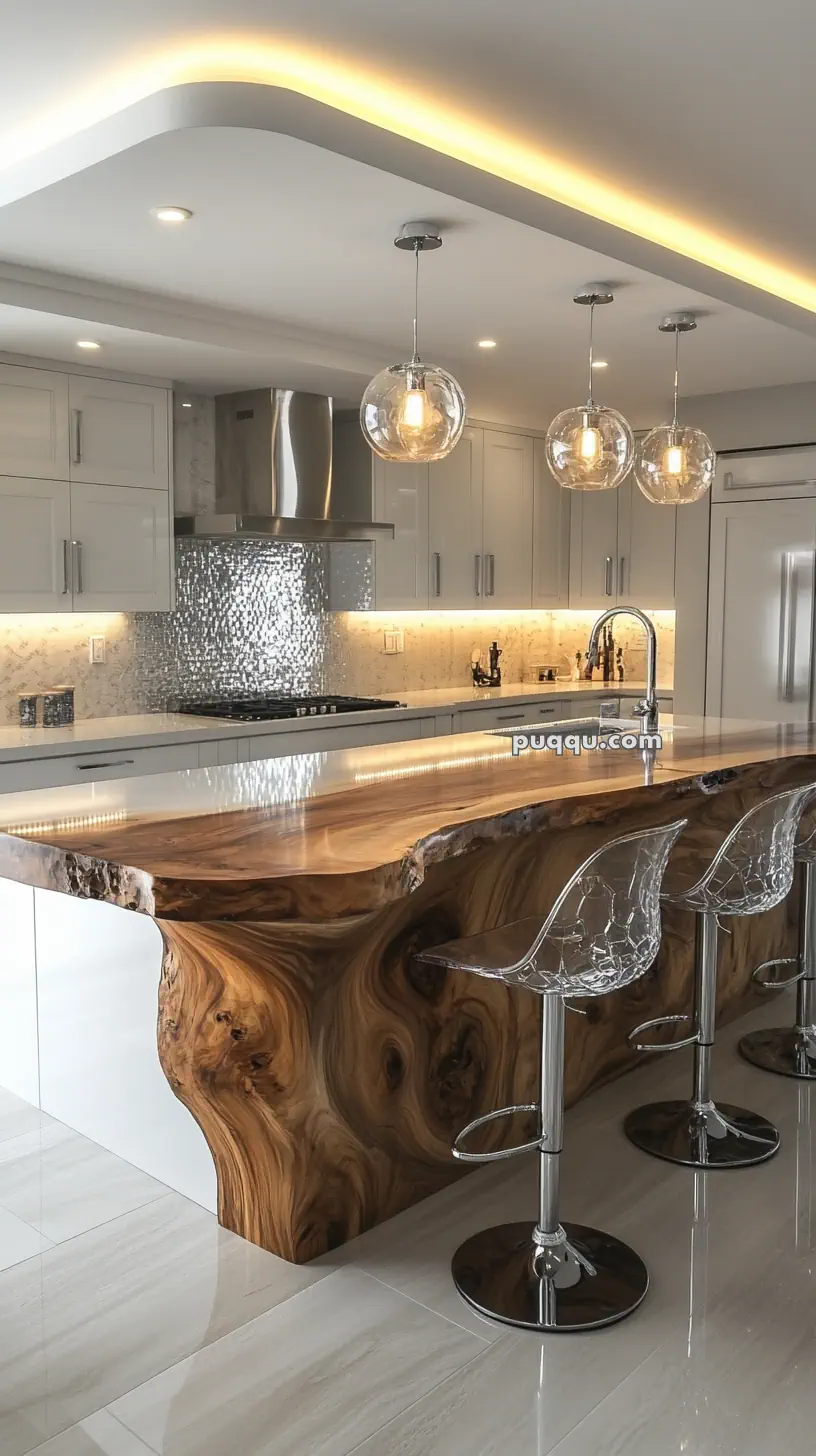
[383,629,405,655]
[89,635,107,664]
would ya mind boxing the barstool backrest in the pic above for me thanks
[671,783,816,916]
[505,819,686,995]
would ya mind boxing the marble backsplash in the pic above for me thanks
[0,537,674,723]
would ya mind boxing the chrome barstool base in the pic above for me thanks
[624,1100,780,1168]
[451,1220,648,1332]
[738,1027,816,1080]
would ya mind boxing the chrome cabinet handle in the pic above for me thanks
[76,759,135,771]
[619,556,625,593]
[72,409,83,466]
[62,539,71,595]
[781,551,798,701]
[486,553,495,597]
[433,552,441,597]
[72,540,83,595]
[605,556,613,596]
[474,554,482,596]
[495,711,525,722]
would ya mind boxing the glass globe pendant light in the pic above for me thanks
[635,313,715,505]
[545,286,634,491]
[360,223,466,463]
[360,224,465,462]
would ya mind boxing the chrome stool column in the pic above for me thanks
[418,818,686,1333]
[739,829,816,1079]
[625,784,816,1169]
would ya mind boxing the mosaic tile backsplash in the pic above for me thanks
[0,540,675,723]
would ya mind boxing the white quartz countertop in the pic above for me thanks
[0,680,672,764]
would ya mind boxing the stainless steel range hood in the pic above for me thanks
[175,388,394,542]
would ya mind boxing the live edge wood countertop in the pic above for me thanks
[1,714,814,1262]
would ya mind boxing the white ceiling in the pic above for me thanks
[1,128,816,428]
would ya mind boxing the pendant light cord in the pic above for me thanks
[412,242,421,363]
[672,327,680,427]
[586,300,595,406]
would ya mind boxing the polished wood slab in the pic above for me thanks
[1,716,814,1261]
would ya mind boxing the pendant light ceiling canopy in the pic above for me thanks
[634,313,716,505]
[545,286,634,493]
[360,223,466,464]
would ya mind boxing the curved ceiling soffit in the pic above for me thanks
[1,40,815,336]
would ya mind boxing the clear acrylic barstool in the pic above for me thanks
[624,784,816,1169]
[738,819,816,1080]
[417,818,686,1333]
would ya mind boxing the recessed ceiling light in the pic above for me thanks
[181,401,193,409]
[591,359,609,369]
[477,339,497,349]
[152,206,193,224]
[76,340,101,350]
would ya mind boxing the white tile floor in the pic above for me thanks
[1,994,814,1455]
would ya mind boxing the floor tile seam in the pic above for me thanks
[341,1339,495,1456]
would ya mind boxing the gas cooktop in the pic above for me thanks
[176,694,405,723]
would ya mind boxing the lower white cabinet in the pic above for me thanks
[246,716,427,760]
[454,699,566,733]
[69,483,172,611]
[0,742,201,794]
[0,478,71,612]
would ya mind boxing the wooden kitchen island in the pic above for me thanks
[0,715,814,1263]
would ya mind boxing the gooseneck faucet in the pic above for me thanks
[587,607,659,732]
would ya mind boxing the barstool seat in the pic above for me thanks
[739,823,816,1079]
[624,784,816,1170]
[417,817,686,1334]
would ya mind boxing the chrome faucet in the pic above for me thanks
[587,607,659,732]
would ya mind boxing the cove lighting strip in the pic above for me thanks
[4,34,816,314]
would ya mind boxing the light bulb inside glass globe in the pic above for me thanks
[545,405,634,491]
[635,423,715,505]
[361,362,466,462]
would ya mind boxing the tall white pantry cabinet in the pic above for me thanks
[0,363,173,612]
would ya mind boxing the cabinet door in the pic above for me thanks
[706,500,816,721]
[0,365,70,479]
[0,478,71,612]
[372,458,430,609]
[532,438,570,607]
[69,377,169,490]
[713,445,816,503]
[568,486,620,607]
[428,428,484,608]
[617,479,677,607]
[481,430,534,608]
[69,483,172,611]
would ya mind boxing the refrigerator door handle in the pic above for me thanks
[781,551,798,701]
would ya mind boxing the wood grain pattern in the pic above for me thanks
[1,721,815,1261]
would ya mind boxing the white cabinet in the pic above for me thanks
[0,478,72,612]
[454,699,566,733]
[372,457,430,609]
[69,483,172,611]
[0,742,202,794]
[533,438,570,608]
[713,445,816,503]
[246,716,426,760]
[428,427,484,608]
[569,478,676,609]
[481,430,533,608]
[706,499,816,720]
[0,366,70,479]
[68,377,170,490]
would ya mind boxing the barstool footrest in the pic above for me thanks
[751,957,805,990]
[452,1103,544,1164]
[627,1014,698,1054]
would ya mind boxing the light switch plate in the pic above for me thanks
[89,635,107,664]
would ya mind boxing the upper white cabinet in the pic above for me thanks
[0,362,173,613]
[569,476,676,609]
[0,366,70,479]
[372,456,430,610]
[532,438,570,608]
[713,444,816,503]
[428,427,484,608]
[68,377,170,490]
[69,484,172,611]
[0,478,71,612]
[481,430,534,608]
